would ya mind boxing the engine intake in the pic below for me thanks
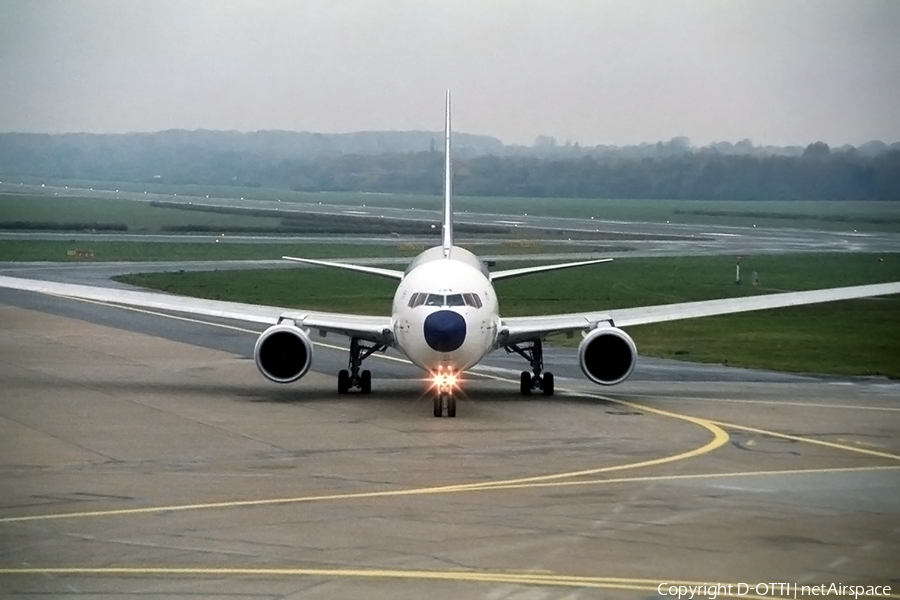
[254,324,314,383]
[577,326,637,386]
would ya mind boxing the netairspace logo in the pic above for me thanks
[657,582,893,599]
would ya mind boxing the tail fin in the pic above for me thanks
[441,89,453,258]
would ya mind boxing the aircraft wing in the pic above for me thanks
[0,275,394,345]
[498,281,900,347]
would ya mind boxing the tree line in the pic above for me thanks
[1,131,897,200]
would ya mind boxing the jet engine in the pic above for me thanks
[577,326,637,386]
[253,323,314,383]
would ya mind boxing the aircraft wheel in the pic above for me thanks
[360,370,372,394]
[520,371,532,396]
[337,369,350,394]
[433,394,443,417]
[446,394,456,418]
[542,372,554,396]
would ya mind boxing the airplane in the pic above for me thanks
[1,90,899,418]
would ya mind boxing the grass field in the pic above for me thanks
[5,178,900,232]
[116,253,900,378]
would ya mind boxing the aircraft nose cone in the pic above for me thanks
[423,310,467,352]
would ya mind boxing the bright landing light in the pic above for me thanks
[429,367,460,392]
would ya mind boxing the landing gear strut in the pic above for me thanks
[506,339,554,396]
[337,337,386,394]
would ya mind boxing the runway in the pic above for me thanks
[1,290,898,598]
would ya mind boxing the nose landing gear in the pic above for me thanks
[431,368,458,417]
[433,391,456,418]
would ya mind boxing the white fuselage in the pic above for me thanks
[391,246,499,375]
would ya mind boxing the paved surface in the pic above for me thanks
[1,294,898,599]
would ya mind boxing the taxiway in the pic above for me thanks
[1,289,898,598]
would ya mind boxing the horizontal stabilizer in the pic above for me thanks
[490,258,612,281]
[282,256,405,280]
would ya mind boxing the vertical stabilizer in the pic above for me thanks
[442,89,453,258]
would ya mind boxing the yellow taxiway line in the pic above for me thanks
[1,567,897,598]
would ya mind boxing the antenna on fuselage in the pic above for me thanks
[441,89,453,258]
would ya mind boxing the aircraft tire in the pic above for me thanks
[338,369,350,394]
[360,370,372,394]
[520,371,532,396]
[446,394,456,418]
[433,394,443,417]
[542,372,554,396]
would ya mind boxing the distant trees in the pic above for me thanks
[0,130,898,200]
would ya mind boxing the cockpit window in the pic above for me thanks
[446,294,466,307]
[463,293,483,308]
[408,292,427,308]
[408,292,484,308]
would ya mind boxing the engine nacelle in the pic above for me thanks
[577,326,637,386]
[253,323,314,383]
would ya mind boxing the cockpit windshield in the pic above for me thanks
[446,294,466,307]
[408,292,483,309]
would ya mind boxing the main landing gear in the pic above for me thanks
[337,338,386,394]
[506,339,554,396]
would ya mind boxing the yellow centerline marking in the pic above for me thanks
[467,465,900,493]
[1,567,896,598]
[4,463,896,525]
[707,419,900,461]
[623,394,900,413]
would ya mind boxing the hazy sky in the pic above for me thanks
[1,0,898,146]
